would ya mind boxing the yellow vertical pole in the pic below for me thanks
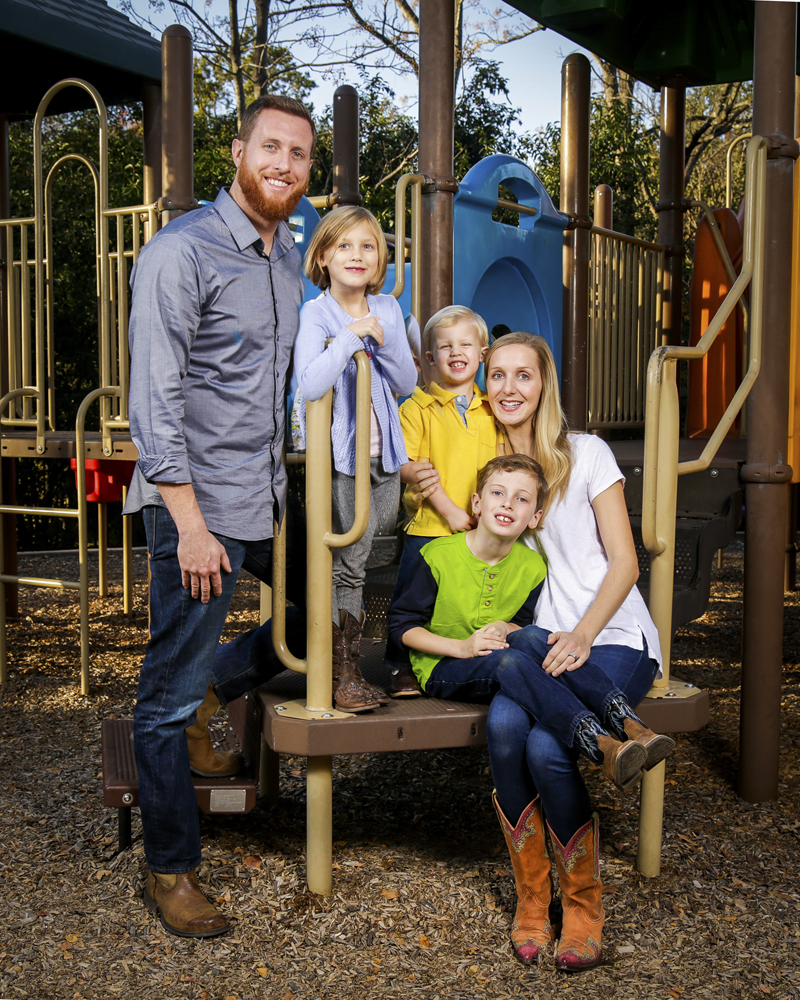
[98,503,108,598]
[637,358,679,876]
[307,755,333,891]
[304,389,334,895]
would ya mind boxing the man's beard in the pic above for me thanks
[237,159,308,222]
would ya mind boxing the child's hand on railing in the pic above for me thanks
[347,316,384,346]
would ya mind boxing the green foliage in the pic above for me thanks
[454,61,527,177]
[193,36,315,119]
[193,111,239,200]
[526,95,659,240]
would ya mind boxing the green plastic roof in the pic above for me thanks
[507,0,799,88]
[1,0,161,117]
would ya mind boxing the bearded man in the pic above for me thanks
[125,96,314,938]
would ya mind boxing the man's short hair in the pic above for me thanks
[422,305,489,353]
[238,95,317,157]
[475,454,549,514]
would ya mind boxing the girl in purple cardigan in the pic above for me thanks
[294,206,417,713]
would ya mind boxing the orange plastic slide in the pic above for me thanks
[686,207,744,439]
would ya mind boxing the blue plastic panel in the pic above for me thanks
[453,154,568,378]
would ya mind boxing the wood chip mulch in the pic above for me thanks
[0,539,798,1000]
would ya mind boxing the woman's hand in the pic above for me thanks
[461,624,509,658]
[347,316,384,346]
[542,630,592,676]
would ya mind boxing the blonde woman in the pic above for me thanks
[407,332,665,971]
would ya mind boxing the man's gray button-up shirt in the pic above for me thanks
[125,187,305,541]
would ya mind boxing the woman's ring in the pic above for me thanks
[568,652,579,660]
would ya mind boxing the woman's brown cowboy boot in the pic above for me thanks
[548,814,604,971]
[493,792,554,965]
[332,612,379,713]
[185,684,243,777]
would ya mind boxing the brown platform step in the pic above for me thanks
[101,691,263,850]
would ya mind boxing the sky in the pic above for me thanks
[112,1,595,135]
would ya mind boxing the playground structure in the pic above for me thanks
[0,0,798,895]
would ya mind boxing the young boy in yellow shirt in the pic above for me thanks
[386,305,499,696]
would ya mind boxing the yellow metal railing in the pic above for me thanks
[726,134,752,210]
[637,135,768,877]
[588,227,664,428]
[0,385,124,694]
[269,352,370,896]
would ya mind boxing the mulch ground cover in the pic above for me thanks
[0,539,798,1000]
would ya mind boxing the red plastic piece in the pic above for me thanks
[69,459,136,503]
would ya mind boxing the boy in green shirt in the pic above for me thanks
[387,454,674,793]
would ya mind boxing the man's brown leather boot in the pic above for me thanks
[186,683,243,777]
[143,870,231,938]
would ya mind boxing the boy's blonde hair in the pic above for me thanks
[304,206,388,296]
[484,332,572,504]
[474,454,549,525]
[422,305,489,354]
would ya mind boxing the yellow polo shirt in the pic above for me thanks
[399,382,499,537]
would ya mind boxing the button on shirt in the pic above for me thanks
[125,188,305,541]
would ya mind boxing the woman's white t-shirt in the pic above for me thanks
[522,433,663,674]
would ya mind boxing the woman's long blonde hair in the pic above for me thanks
[484,332,573,504]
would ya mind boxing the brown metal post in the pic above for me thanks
[0,114,17,619]
[143,82,163,207]
[740,0,798,803]
[332,85,361,207]
[658,85,686,348]
[560,54,591,431]
[594,184,613,231]
[795,74,800,140]
[418,0,456,332]
[792,76,800,592]
[161,25,194,224]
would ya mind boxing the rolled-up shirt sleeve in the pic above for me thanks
[128,234,203,485]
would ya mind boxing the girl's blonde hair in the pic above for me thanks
[304,206,388,296]
[484,332,573,504]
[422,305,489,353]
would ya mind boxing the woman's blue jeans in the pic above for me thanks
[424,624,658,844]
[488,626,658,842]
[133,506,305,874]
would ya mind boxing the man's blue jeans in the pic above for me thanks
[133,506,305,874]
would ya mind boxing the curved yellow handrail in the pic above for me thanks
[642,135,767,668]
